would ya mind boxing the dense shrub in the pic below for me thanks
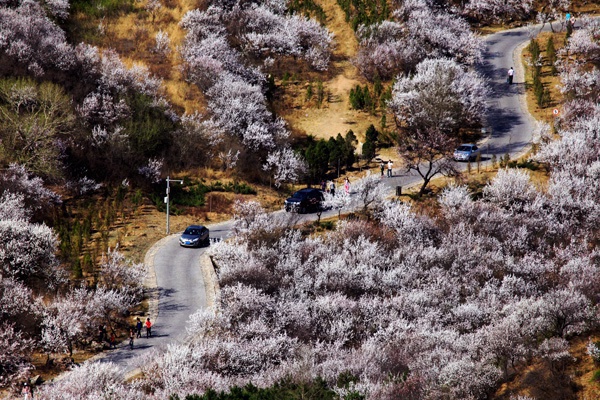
[588,340,600,363]
[155,179,257,209]
[0,78,78,179]
[182,379,337,400]
[288,0,327,25]
[337,0,389,31]
[303,131,357,182]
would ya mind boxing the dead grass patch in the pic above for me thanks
[272,0,383,142]
[494,333,600,400]
[71,0,199,112]
[522,30,567,124]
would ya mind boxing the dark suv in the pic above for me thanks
[284,188,324,213]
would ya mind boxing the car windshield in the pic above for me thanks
[456,145,473,152]
[292,191,309,199]
[183,228,200,235]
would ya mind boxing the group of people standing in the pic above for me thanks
[317,160,394,197]
[19,319,153,397]
[316,158,395,196]
[320,177,351,195]
[129,317,152,349]
[380,160,394,177]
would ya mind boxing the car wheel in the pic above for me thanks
[205,236,210,247]
[299,206,306,214]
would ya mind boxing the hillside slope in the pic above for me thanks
[275,0,381,141]
[71,0,382,144]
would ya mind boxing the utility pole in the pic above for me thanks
[165,176,183,235]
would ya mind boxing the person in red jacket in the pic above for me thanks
[145,317,152,338]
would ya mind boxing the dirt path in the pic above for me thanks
[318,0,358,59]
[281,0,380,141]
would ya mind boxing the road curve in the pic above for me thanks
[98,220,234,375]
[105,23,550,373]
[360,24,547,194]
[478,25,539,159]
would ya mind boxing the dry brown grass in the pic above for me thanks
[272,0,382,144]
[573,2,600,14]
[93,0,201,114]
[494,333,600,400]
[522,30,567,126]
[572,334,600,400]
[74,0,383,144]
[519,0,600,124]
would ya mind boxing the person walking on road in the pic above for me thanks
[145,317,152,338]
[387,160,393,177]
[135,317,143,338]
[329,180,335,196]
[380,160,385,176]
[344,177,350,194]
[129,329,135,350]
[507,67,514,84]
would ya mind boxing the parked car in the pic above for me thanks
[453,144,481,161]
[284,188,324,213]
[179,225,210,247]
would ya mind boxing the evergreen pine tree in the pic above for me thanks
[344,130,357,168]
[546,36,557,75]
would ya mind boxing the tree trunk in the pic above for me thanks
[418,178,430,197]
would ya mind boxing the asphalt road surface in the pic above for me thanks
[102,23,554,374]
[98,220,234,374]
[477,25,540,159]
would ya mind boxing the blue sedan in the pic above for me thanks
[179,225,210,247]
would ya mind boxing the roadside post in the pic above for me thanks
[165,176,184,235]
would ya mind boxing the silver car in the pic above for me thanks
[453,144,481,162]
[179,225,210,247]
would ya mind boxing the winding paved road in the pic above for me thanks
[362,24,542,195]
[98,220,233,374]
[102,23,554,375]
[478,26,539,159]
